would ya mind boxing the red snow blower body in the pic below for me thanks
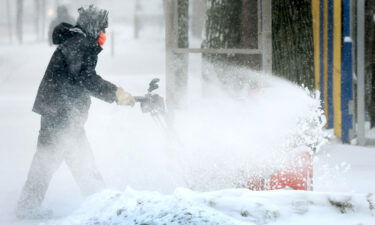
[248,152,313,191]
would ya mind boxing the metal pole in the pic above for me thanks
[134,0,140,39]
[357,0,366,145]
[173,48,261,54]
[262,0,272,74]
[111,30,115,57]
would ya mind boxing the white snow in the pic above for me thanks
[59,188,374,225]
[344,36,352,43]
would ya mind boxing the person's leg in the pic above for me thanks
[64,128,106,196]
[16,116,64,218]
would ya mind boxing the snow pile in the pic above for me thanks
[59,188,375,225]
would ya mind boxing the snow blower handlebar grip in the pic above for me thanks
[134,96,148,103]
[148,78,160,93]
[133,77,161,103]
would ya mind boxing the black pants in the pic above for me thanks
[17,113,105,212]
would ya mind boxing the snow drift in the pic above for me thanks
[59,188,375,225]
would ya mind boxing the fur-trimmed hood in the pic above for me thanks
[52,23,86,45]
[76,5,108,38]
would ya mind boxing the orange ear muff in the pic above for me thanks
[98,32,107,46]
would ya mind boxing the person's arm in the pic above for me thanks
[61,41,134,105]
[76,54,118,103]
[65,49,134,105]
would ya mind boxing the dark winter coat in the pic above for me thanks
[33,23,117,118]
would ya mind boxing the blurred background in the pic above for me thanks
[0,0,162,43]
[0,0,167,74]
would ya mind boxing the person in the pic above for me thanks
[16,5,134,219]
[48,5,76,46]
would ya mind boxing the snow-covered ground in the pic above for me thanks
[59,188,375,225]
[1,24,374,225]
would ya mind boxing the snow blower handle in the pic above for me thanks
[134,78,171,137]
[148,78,160,93]
[133,77,160,103]
[134,96,148,102]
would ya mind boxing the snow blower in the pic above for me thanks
[134,78,168,131]
[134,78,183,149]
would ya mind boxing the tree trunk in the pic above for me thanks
[41,0,46,40]
[365,0,375,126]
[16,0,24,44]
[191,0,206,38]
[242,0,258,49]
[34,0,46,41]
[176,0,189,107]
[134,0,141,39]
[6,0,13,44]
[34,0,41,41]
[272,0,314,89]
[202,0,259,90]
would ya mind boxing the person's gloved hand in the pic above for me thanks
[115,87,135,106]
